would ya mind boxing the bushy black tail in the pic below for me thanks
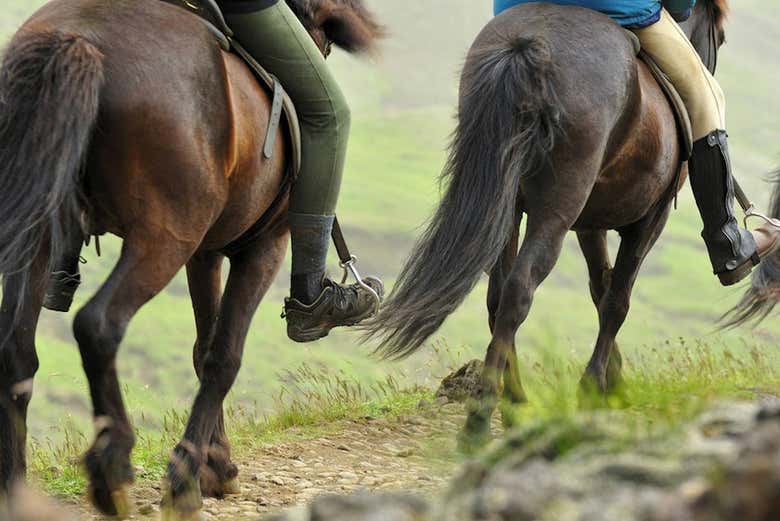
[722,169,780,328]
[362,37,564,358]
[0,31,104,321]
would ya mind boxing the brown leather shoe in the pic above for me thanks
[719,219,780,287]
[753,219,780,259]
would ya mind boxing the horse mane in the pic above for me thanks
[284,0,383,53]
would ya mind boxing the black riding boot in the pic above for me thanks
[688,130,758,286]
[43,255,81,312]
[43,229,85,312]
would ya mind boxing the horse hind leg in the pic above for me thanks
[486,214,527,426]
[461,214,572,451]
[74,234,199,517]
[576,230,613,310]
[0,246,48,497]
[164,227,288,516]
[579,203,672,405]
[185,252,240,498]
[576,230,624,393]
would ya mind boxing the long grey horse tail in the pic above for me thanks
[362,36,564,358]
[0,31,104,330]
[721,169,780,328]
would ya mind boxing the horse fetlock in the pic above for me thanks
[605,354,625,393]
[458,410,493,454]
[8,379,34,407]
[501,377,528,405]
[460,391,497,447]
[466,386,499,414]
[164,442,205,512]
[499,400,521,429]
[200,442,239,498]
[83,431,135,516]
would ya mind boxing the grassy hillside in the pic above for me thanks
[1,0,779,441]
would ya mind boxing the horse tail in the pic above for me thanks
[363,36,564,358]
[721,169,780,328]
[0,31,104,317]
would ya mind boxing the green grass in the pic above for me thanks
[30,338,780,503]
[29,365,433,501]
[492,337,780,470]
[1,0,779,485]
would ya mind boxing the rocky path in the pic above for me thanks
[71,402,470,520]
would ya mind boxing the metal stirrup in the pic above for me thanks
[733,178,780,230]
[332,217,381,313]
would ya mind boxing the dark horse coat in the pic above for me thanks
[365,1,733,447]
[0,0,380,516]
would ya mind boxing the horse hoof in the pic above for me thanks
[499,402,520,429]
[221,477,241,496]
[161,505,204,521]
[578,373,608,405]
[162,478,204,521]
[457,423,491,454]
[88,482,131,518]
[200,467,240,498]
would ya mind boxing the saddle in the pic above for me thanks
[162,0,302,177]
[625,30,694,161]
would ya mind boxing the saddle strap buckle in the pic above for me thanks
[340,255,381,314]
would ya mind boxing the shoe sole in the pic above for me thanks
[42,296,73,313]
[718,232,780,287]
[718,261,754,287]
[288,310,378,343]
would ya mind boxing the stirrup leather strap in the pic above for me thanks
[331,218,381,312]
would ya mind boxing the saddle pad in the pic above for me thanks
[162,0,302,178]
[625,30,694,161]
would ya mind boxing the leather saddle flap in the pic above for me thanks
[164,0,302,178]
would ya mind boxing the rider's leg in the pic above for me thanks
[221,1,383,341]
[633,9,780,285]
[42,221,84,312]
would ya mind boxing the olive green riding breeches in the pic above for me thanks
[632,8,726,140]
[223,1,350,215]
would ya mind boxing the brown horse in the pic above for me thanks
[364,1,733,447]
[0,0,379,516]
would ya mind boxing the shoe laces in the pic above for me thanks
[328,281,362,311]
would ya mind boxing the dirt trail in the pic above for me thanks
[72,403,469,520]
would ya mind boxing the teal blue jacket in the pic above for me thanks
[494,0,696,27]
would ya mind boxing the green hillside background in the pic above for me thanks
[2,0,779,439]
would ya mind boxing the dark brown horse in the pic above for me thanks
[365,1,733,447]
[0,0,379,516]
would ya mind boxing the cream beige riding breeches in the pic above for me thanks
[632,8,726,140]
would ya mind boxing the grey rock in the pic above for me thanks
[310,493,429,521]
[435,360,484,403]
